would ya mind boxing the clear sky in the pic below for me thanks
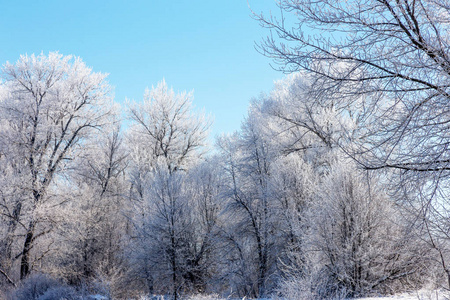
[0,0,282,139]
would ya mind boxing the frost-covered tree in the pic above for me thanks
[181,159,223,294]
[53,124,129,297]
[0,52,115,281]
[242,74,427,298]
[217,107,283,297]
[256,0,450,288]
[269,153,316,275]
[257,0,450,171]
[132,167,189,297]
[126,80,211,299]
[305,164,425,298]
[127,79,210,175]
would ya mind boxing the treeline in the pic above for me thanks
[0,53,445,300]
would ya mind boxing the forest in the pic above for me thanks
[1,0,450,299]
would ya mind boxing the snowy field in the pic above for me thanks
[189,290,449,300]
[356,290,449,300]
[135,290,450,300]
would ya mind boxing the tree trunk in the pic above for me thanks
[20,221,35,279]
[171,234,178,300]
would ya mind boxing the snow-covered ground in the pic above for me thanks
[137,290,450,300]
[184,290,450,300]
[357,290,449,300]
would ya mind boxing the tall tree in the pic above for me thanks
[126,80,210,299]
[0,52,114,280]
[256,0,450,180]
[256,0,450,288]
[217,109,280,298]
[54,124,128,298]
[127,79,210,175]
[181,159,222,294]
[238,73,427,298]
[307,164,424,298]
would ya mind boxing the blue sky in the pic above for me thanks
[0,0,282,138]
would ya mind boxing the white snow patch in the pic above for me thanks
[137,290,450,300]
[357,289,449,300]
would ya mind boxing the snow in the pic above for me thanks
[88,295,109,300]
[177,290,450,300]
[135,290,449,300]
[357,290,449,300]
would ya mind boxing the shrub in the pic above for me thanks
[8,273,81,300]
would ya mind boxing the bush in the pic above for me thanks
[7,273,81,300]
[38,285,80,300]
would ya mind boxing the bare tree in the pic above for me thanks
[239,72,430,298]
[53,124,129,297]
[182,159,223,294]
[127,79,210,175]
[126,80,211,299]
[0,52,114,280]
[217,110,280,298]
[256,0,450,170]
[307,164,425,298]
[256,0,450,289]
